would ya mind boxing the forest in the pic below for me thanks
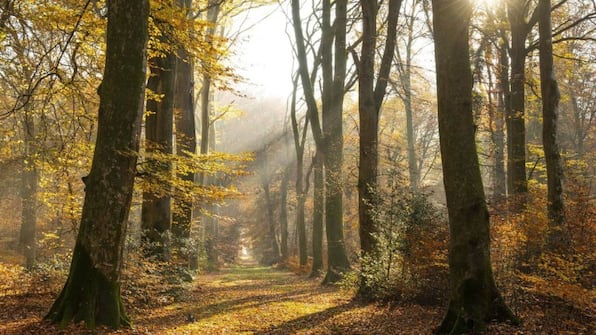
[0,0,594,334]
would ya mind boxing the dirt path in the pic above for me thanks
[131,265,440,335]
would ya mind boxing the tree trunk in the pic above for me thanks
[290,78,309,267]
[432,0,518,333]
[263,181,280,265]
[506,0,529,207]
[46,0,148,328]
[172,0,197,269]
[321,0,350,284]
[357,0,401,297]
[290,0,350,282]
[198,0,220,271]
[538,0,565,249]
[310,152,324,277]
[280,166,290,262]
[142,51,175,260]
[20,110,37,269]
[494,40,509,202]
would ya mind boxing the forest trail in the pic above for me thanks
[129,265,440,334]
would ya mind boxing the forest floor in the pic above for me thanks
[0,258,593,334]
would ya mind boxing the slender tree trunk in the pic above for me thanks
[538,0,565,249]
[507,0,529,207]
[357,0,401,296]
[432,0,518,333]
[172,0,197,269]
[310,152,324,277]
[494,41,509,202]
[142,52,175,260]
[290,0,349,282]
[46,0,148,328]
[199,0,220,271]
[20,109,37,269]
[402,6,419,191]
[290,75,309,267]
[280,166,290,262]
[321,0,350,284]
[263,181,280,265]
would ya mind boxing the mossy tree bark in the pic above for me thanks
[46,0,148,329]
[432,0,519,333]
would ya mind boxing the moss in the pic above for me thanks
[46,243,130,329]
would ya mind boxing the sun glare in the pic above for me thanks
[473,0,501,9]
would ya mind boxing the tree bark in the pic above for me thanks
[262,180,280,265]
[310,152,324,277]
[280,165,290,262]
[172,0,197,268]
[321,0,350,284]
[290,75,309,267]
[20,109,37,269]
[494,40,509,202]
[46,0,148,328]
[506,0,531,207]
[142,50,175,260]
[432,0,518,333]
[291,0,350,283]
[357,0,401,297]
[198,0,221,271]
[538,0,565,249]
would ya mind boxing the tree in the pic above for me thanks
[290,0,351,283]
[538,0,565,248]
[391,0,427,191]
[356,0,401,297]
[506,0,540,206]
[199,0,222,271]
[310,152,324,276]
[431,0,518,333]
[141,33,176,259]
[289,74,309,267]
[172,0,197,247]
[46,0,149,328]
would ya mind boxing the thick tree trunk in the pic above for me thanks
[310,153,324,277]
[142,52,175,260]
[432,1,518,333]
[20,110,37,269]
[46,0,148,328]
[538,0,565,249]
